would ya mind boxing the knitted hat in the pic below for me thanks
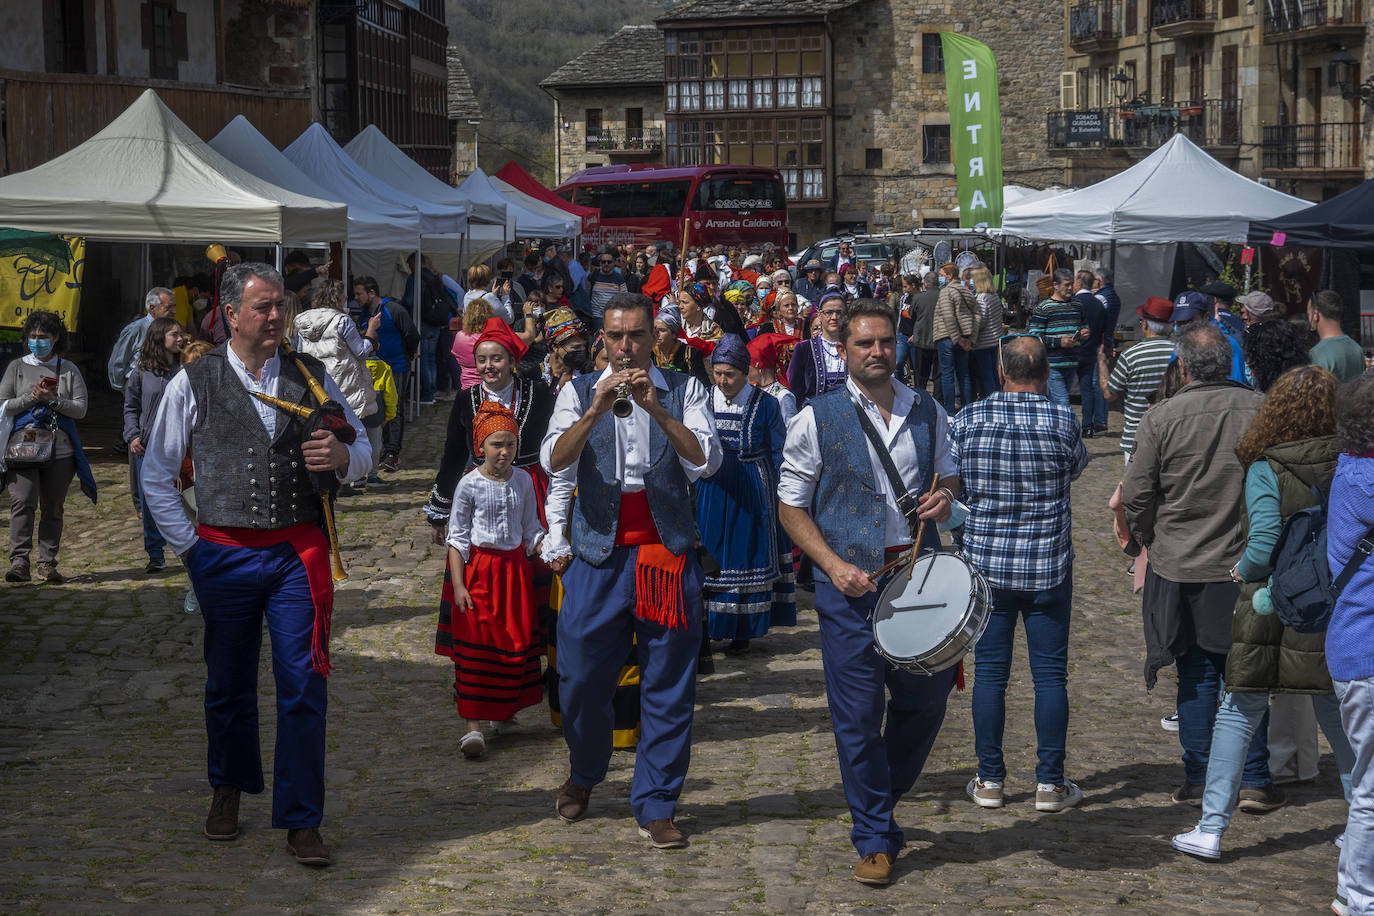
[472,402,518,453]
[711,333,750,371]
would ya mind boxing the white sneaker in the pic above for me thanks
[1035,780,1083,812]
[1171,826,1221,860]
[1335,832,1344,848]
[460,730,486,759]
[1161,712,1180,732]
[1331,897,1349,916]
[965,776,1004,808]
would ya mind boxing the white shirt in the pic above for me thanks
[539,473,575,562]
[779,376,956,549]
[141,347,373,556]
[540,365,721,492]
[819,337,845,375]
[446,467,545,561]
[763,381,797,425]
[483,379,515,409]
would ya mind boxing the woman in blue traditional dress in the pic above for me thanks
[695,334,796,656]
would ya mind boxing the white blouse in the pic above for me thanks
[446,467,545,561]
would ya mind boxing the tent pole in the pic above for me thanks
[1110,239,1117,276]
[413,242,423,421]
[141,243,151,295]
[274,244,283,272]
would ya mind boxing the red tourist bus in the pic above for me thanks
[555,164,788,250]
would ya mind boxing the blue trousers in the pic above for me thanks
[970,347,1000,401]
[186,538,327,829]
[1175,645,1271,788]
[558,547,703,824]
[1077,354,1106,429]
[133,454,165,562]
[936,339,970,414]
[1046,365,1077,408]
[419,323,441,402]
[895,336,913,386]
[815,582,957,858]
[972,573,1073,786]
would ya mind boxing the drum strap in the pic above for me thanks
[849,398,920,539]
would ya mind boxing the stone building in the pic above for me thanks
[447,46,481,180]
[1058,0,1369,202]
[540,25,667,182]
[541,1,1067,242]
[0,0,315,175]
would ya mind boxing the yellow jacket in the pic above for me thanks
[366,358,398,423]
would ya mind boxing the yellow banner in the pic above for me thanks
[0,237,85,331]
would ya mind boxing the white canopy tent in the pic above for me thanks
[345,124,505,228]
[284,123,465,248]
[953,184,1069,216]
[1000,134,1308,244]
[0,89,346,244]
[210,115,417,251]
[490,175,588,234]
[457,168,576,241]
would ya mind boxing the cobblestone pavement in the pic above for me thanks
[0,393,1351,914]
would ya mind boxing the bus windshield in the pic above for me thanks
[573,180,692,219]
[695,176,785,212]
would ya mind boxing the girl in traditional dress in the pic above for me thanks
[747,332,799,425]
[695,334,795,656]
[440,403,546,759]
[653,304,709,385]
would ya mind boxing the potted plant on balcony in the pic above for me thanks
[1119,109,1136,120]
[1180,103,1203,116]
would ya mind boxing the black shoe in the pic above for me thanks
[379,454,399,474]
[204,785,240,840]
[5,562,30,583]
[286,827,331,866]
[145,558,167,573]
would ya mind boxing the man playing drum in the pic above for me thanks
[778,298,958,886]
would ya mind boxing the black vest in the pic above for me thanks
[185,345,323,530]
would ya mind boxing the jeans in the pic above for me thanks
[970,347,1000,401]
[1334,677,1374,913]
[895,336,914,386]
[437,327,460,394]
[1077,354,1106,429]
[1199,691,1354,835]
[382,370,408,458]
[936,339,969,414]
[915,348,939,400]
[418,324,441,402]
[972,572,1073,786]
[133,454,166,563]
[1175,645,1272,787]
[1046,365,1077,408]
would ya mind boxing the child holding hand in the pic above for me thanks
[435,402,546,759]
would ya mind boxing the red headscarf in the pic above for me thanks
[474,316,528,360]
[472,401,519,454]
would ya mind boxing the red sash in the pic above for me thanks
[614,491,687,630]
[198,523,335,676]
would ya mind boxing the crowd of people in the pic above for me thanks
[2,239,1372,911]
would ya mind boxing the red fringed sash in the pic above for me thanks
[615,491,688,630]
[199,523,335,676]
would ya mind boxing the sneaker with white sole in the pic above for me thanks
[1171,826,1221,860]
[1161,712,1180,731]
[460,730,486,759]
[1331,897,1350,916]
[1335,832,1344,848]
[1035,780,1083,812]
[965,776,1004,808]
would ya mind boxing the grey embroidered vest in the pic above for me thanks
[809,386,939,582]
[568,369,698,565]
[185,345,323,530]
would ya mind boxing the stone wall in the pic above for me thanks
[451,123,477,181]
[550,85,666,183]
[832,0,1067,229]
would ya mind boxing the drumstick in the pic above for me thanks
[908,473,941,582]
[868,550,912,582]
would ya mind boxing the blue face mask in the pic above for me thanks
[937,276,947,287]
[28,337,53,359]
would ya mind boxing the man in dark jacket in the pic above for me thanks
[1121,324,1281,811]
[1073,270,1108,436]
[353,276,418,472]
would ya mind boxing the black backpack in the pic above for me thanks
[1268,488,1374,633]
[419,272,455,327]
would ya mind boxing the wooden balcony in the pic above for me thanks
[0,69,311,176]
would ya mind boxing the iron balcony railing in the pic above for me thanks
[585,127,664,152]
[1263,0,1362,34]
[1152,0,1211,27]
[1047,99,1243,150]
[1070,0,1123,44]
[1261,122,1362,170]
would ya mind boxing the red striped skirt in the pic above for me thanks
[435,545,544,721]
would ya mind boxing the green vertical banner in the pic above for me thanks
[940,33,1003,229]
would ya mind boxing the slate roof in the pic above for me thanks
[657,0,865,22]
[539,25,664,89]
[446,47,482,121]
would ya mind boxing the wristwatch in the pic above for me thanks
[1229,565,1243,584]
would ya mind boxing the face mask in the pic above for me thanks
[937,277,947,287]
[28,338,53,359]
[561,347,589,373]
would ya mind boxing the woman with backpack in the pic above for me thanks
[1172,365,1356,871]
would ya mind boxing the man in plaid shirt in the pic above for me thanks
[948,335,1089,813]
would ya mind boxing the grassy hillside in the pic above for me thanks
[447,0,673,182]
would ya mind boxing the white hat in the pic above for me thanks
[742,254,764,270]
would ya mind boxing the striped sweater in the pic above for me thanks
[1029,297,1087,369]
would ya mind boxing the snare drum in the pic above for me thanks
[871,551,991,675]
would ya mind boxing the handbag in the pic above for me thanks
[6,415,56,467]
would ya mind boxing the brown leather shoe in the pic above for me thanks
[35,562,65,584]
[556,779,591,823]
[286,827,331,866]
[204,785,240,840]
[5,561,30,583]
[853,852,894,885]
[637,818,688,849]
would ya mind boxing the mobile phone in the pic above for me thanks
[39,376,58,390]
[500,271,513,280]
